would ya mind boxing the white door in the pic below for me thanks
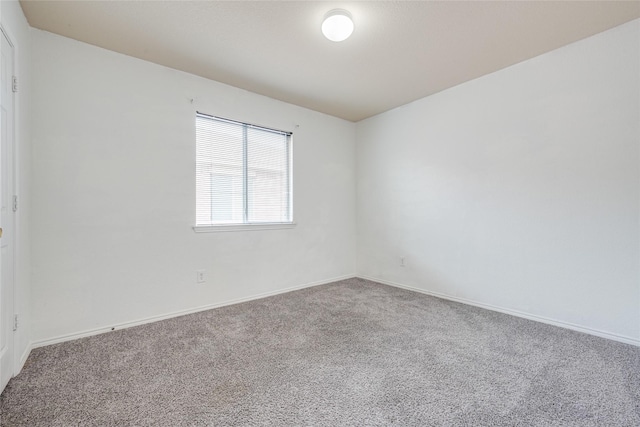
[0,29,15,393]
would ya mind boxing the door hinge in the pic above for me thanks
[12,195,17,212]
[12,76,17,93]
[13,315,18,331]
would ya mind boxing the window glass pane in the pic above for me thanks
[196,116,244,224]
[210,174,233,222]
[247,128,289,223]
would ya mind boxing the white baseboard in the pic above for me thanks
[358,275,640,347]
[33,274,356,349]
[31,273,638,350]
[15,342,32,375]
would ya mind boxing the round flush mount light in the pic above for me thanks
[322,9,354,42]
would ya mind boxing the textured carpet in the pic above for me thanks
[1,278,639,426]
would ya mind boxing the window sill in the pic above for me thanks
[193,223,297,233]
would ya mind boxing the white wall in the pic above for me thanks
[357,19,640,344]
[31,30,356,344]
[26,17,640,347]
[0,0,32,370]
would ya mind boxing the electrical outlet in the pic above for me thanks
[400,257,406,267]
[196,269,206,283]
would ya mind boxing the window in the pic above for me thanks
[195,113,293,227]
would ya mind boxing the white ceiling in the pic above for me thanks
[20,1,640,122]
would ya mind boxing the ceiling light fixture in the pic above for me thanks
[322,9,354,42]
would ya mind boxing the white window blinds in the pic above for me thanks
[196,113,292,226]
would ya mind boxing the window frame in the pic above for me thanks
[193,112,295,233]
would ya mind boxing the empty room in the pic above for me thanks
[0,0,639,425]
